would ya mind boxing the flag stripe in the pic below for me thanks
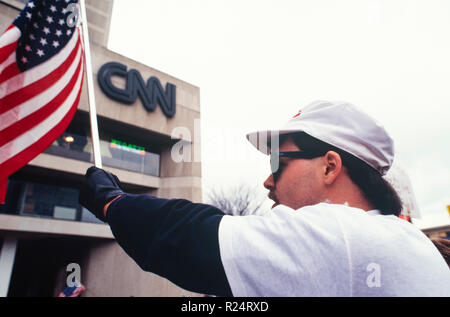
[0,179,6,203]
[0,28,79,99]
[0,45,82,132]
[0,55,82,148]
[0,27,20,82]
[3,24,16,34]
[0,82,82,182]
[0,38,81,115]
[0,51,16,74]
[0,60,84,166]
[0,27,20,49]
[0,42,17,65]
[0,61,20,85]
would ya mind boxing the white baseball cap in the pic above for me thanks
[246,100,394,175]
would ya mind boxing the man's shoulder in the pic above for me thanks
[272,202,379,223]
[274,202,371,214]
[270,202,420,239]
[222,202,420,243]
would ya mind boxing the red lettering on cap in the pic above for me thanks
[293,110,302,118]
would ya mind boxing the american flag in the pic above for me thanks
[58,283,86,297]
[0,0,85,203]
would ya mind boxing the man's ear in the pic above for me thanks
[323,151,343,185]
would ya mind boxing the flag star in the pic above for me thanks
[29,34,36,40]
[36,49,45,57]
[40,38,48,46]
[59,19,65,26]
[21,56,28,64]
[33,22,39,28]
[43,27,50,35]
[46,16,54,24]
[55,29,63,37]
[26,12,32,19]
[50,5,57,12]
[62,8,67,14]
[25,45,32,52]
[66,29,72,36]
[27,1,35,8]
[52,41,60,48]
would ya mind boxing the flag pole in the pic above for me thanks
[79,0,102,168]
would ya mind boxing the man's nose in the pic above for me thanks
[263,174,275,191]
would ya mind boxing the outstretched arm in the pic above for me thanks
[106,194,232,296]
[79,167,232,297]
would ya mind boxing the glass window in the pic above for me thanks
[0,180,103,224]
[44,133,161,177]
[81,207,102,223]
[22,183,79,219]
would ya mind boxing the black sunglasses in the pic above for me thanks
[270,150,323,179]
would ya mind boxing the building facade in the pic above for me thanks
[0,0,202,297]
[422,224,450,240]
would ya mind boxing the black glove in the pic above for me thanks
[79,166,125,222]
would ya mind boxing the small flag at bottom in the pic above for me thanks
[58,284,86,297]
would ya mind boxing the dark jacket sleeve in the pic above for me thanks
[105,193,233,297]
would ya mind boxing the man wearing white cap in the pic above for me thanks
[79,101,450,297]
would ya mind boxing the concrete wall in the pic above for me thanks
[85,0,114,47]
[0,1,20,31]
[0,214,113,238]
[82,240,199,297]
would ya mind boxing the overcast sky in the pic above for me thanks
[108,0,450,227]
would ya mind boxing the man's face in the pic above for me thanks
[264,136,325,210]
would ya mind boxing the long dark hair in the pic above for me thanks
[431,238,450,267]
[284,132,403,216]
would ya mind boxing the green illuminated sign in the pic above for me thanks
[110,138,146,155]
